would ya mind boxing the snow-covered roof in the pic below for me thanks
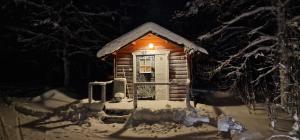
[97,22,208,58]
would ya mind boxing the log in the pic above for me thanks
[170,86,187,90]
[170,71,188,75]
[170,75,189,79]
[116,65,132,69]
[169,67,188,71]
[170,56,187,60]
[116,60,132,65]
[170,89,187,94]
[116,69,132,72]
[116,57,132,61]
[170,63,188,67]
[169,94,186,98]
[169,60,187,64]
[116,54,132,58]
[170,79,189,84]
[170,52,186,56]
[116,72,133,76]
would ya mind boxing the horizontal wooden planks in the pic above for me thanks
[169,67,188,71]
[170,75,188,79]
[116,60,133,65]
[170,98,185,101]
[170,89,187,94]
[116,72,133,76]
[170,71,188,75]
[169,60,187,64]
[169,93,186,98]
[115,53,134,97]
[170,85,187,90]
[170,63,188,67]
[170,52,186,56]
[114,50,189,100]
[169,50,188,99]
[170,56,186,60]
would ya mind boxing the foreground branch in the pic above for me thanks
[198,7,275,40]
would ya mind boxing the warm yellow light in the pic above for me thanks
[148,43,154,49]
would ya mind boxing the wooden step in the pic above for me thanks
[102,115,129,124]
[105,109,132,116]
[169,98,185,101]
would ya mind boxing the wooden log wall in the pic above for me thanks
[114,33,189,100]
[115,53,134,98]
[115,50,189,101]
[169,50,188,101]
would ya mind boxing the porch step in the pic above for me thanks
[105,109,132,116]
[102,115,129,124]
[102,108,132,124]
[170,98,185,101]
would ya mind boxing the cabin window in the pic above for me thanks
[139,56,153,73]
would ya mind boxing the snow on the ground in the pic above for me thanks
[0,90,294,140]
[31,89,76,109]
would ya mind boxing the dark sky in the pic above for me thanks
[0,0,190,86]
[114,0,189,33]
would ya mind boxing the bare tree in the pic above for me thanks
[174,0,300,115]
[3,0,118,87]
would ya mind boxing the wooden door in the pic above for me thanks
[136,55,155,99]
[155,54,169,100]
[132,50,170,100]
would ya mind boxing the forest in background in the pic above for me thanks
[0,0,299,115]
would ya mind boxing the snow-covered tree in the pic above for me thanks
[1,0,119,87]
[174,0,300,115]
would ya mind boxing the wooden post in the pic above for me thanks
[101,84,106,103]
[88,83,93,104]
[133,83,137,108]
[186,50,193,110]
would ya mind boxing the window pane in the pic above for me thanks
[145,66,151,72]
[140,59,145,65]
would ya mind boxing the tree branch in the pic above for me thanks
[251,65,278,85]
[198,7,275,40]
[214,36,277,73]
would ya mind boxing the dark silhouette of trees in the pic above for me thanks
[174,0,300,117]
[1,0,119,87]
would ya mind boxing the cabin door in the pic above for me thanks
[136,55,155,99]
[154,54,169,100]
[133,50,169,100]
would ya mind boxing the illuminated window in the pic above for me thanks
[139,56,153,73]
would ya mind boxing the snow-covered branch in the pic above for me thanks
[251,65,278,85]
[198,7,275,40]
[214,36,277,73]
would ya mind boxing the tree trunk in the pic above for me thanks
[279,64,289,105]
[276,1,290,106]
[63,47,70,87]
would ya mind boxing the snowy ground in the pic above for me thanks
[0,90,293,140]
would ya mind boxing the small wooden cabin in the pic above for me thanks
[97,22,208,101]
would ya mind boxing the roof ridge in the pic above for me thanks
[97,22,208,58]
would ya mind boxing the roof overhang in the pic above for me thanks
[97,22,208,58]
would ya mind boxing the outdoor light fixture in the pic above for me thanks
[148,43,154,49]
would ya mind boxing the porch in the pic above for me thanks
[88,80,190,109]
[105,99,192,110]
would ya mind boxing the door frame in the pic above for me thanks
[132,49,170,99]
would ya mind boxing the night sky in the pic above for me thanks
[0,0,196,96]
